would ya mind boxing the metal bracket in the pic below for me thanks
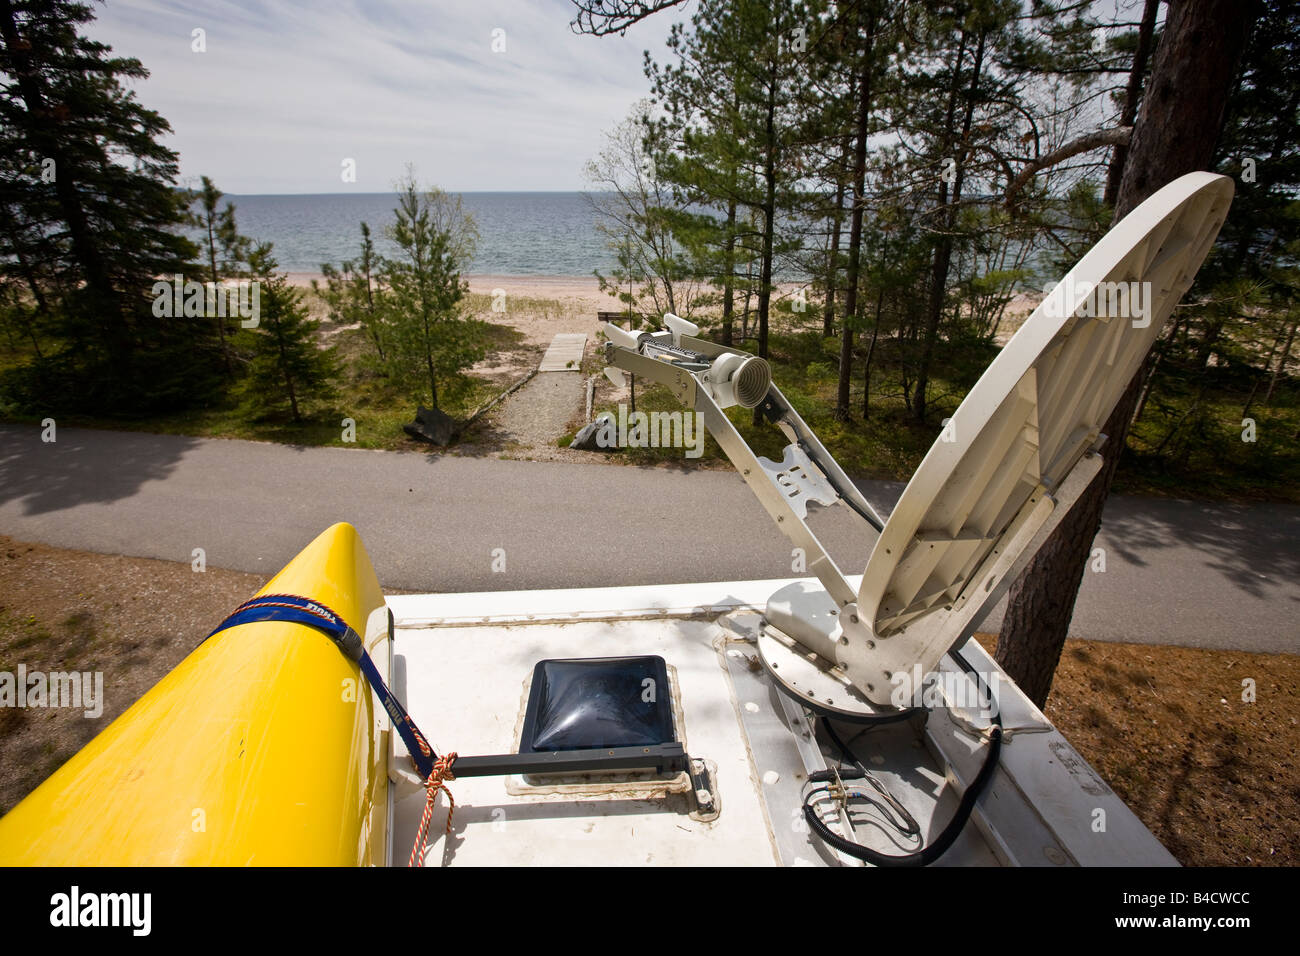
[603,342,697,407]
[758,443,839,519]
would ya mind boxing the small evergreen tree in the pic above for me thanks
[189,176,251,375]
[314,222,390,362]
[380,173,482,410]
[239,244,337,423]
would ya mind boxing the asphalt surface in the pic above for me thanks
[1,424,1296,654]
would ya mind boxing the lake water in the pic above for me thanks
[195,192,616,276]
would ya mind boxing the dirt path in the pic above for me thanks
[482,372,587,454]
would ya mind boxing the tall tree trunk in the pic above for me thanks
[1265,315,1297,406]
[272,313,300,423]
[722,198,738,346]
[1104,0,1161,207]
[422,310,439,410]
[756,98,777,364]
[752,55,779,427]
[836,8,876,422]
[206,217,232,375]
[996,0,1255,708]
[862,287,883,419]
[913,29,982,423]
[823,135,851,338]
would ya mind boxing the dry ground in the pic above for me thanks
[0,537,269,814]
[1,534,1294,865]
[1017,636,1299,865]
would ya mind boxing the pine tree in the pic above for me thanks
[315,222,390,362]
[189,176,251,376]
[239,244,337,423]
[0,0,204,411]
[380,173,482,410]
[997,0,1260,706]
[647,0,809,377]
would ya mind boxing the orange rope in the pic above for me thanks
[408,752,457,867]
[407,717,432,760]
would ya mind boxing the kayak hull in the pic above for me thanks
[0,522,390,866]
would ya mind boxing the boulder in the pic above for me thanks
[570,412,614,452]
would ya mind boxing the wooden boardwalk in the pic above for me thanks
[538,333,587,372]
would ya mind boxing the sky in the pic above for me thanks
[87,0,679,194]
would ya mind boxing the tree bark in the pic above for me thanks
[835,7,877,421]
[914,30,984,424]
[752,38,780,427]
[1265,316,1297,406]
[722,198,737,346]
[1104,0,1161,207]
[996,0,1256,708]
[205,210,232,376]
[755,75,777,364]
[824,136,851,338]
[862,286,883,419]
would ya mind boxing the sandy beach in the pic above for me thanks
[463,274,613,351]
[290,271,615,353]
[292,268,1043,358]
[288,271,609,302]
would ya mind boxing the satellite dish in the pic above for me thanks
[766,171,1234,709]
[598,172,1234,714]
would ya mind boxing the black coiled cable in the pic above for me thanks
[801,649,1003,866]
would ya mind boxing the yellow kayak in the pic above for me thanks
[0,522,390,865]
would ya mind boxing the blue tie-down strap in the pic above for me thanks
[206,593,437,780]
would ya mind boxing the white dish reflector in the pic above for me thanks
[850,172,1234,696]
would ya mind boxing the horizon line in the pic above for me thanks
[188,189,606,197]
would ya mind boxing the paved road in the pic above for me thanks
[1,424,1297,654]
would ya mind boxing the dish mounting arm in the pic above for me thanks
[601,320,883,613]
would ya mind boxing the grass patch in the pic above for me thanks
[0,315,523,451]
[592,326,977,476]
[1117,362,1300,502]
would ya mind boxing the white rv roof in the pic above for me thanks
[385,580,1177,867]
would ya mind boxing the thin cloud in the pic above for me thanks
[88,0,677,193]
